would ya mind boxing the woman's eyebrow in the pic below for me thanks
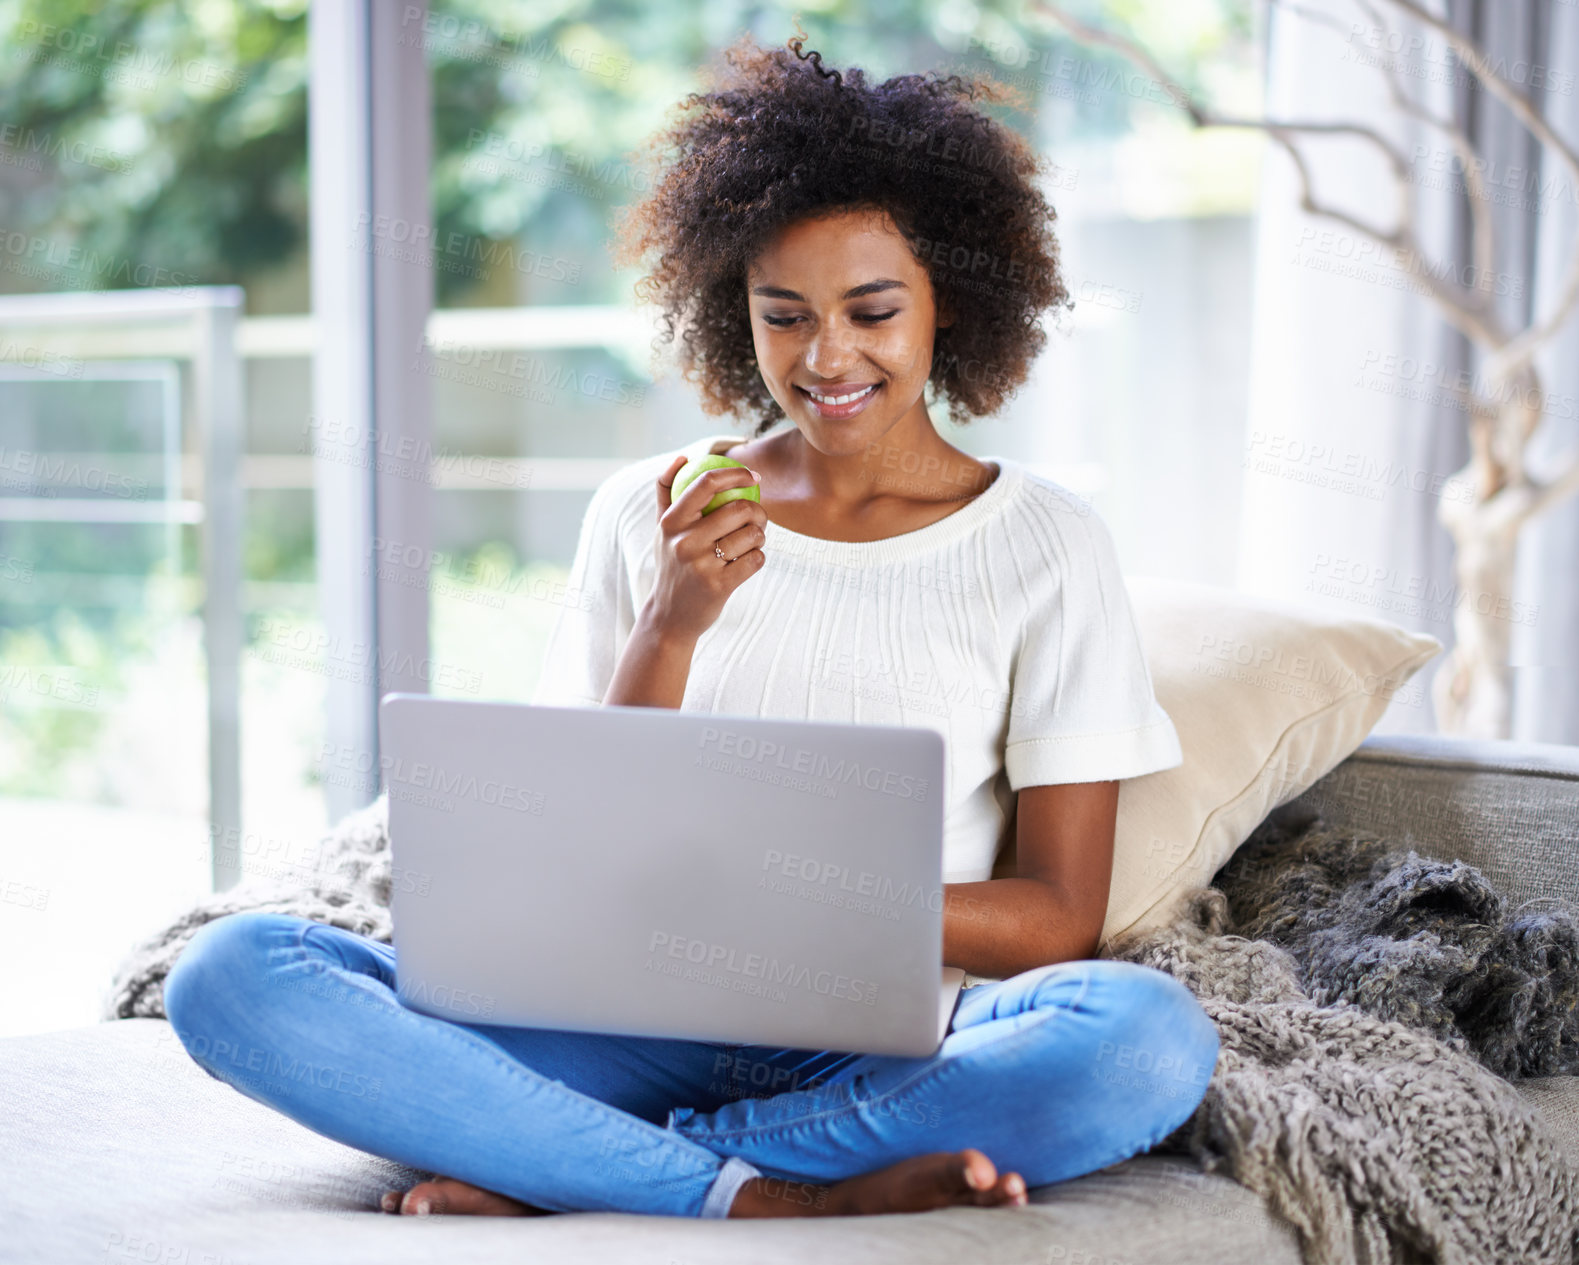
[750,278,910,300]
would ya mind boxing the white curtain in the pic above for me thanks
[1514,0,1579,745]
[1237,0,1579,743]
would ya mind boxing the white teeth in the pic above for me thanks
[806,384,876,406]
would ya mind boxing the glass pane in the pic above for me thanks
[0,358,211,1036]
[0,0,311,1036]
[0,364,191,805]
[238,349,327,855]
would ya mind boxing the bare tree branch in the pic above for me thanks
[1350,0,1496,292]
[1377,0,1579,380]
[1028,0,1579,737]
[1377,0,1579,176]
[1270,129,1400,243]
[1029,0,1506,348]
[1027,2,1411,171]
[1438,375,1501,427]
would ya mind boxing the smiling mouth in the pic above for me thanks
[796,382,881,417]
[802,383,877,405]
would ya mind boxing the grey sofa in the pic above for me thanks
[9,733,1579,1265]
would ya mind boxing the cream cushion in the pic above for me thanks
[1092,577,1442,947]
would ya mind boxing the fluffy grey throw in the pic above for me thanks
[107,799,1579,1265]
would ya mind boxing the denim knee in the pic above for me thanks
[163,912,284,1063]
[1082,960,1219,1112]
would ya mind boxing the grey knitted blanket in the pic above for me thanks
[107,799,1579,1265]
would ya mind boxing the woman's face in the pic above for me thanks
[746,207,950,458]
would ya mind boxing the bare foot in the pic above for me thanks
[728,1148,1029,1218]
[379,1175,542,1217]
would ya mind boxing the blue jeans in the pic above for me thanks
[163,912,1219,1218]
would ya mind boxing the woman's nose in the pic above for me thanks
[803,325,858,378]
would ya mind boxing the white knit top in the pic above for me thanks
[532,434,1182,883]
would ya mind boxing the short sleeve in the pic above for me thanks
[530,468,643,708]
[1002,502,1181,788]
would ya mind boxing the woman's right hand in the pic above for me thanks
[644,452,768,644]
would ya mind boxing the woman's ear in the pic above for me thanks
[935,299,956,329]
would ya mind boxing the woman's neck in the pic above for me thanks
[723,424,999,544]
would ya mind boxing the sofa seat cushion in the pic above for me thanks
[9,1019,1304,1265]
[1512,1076,1579,1166]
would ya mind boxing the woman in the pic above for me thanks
[164,34,1218,1221]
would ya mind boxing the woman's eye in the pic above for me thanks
[759,310,899,328]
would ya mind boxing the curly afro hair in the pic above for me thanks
[611,32,1072,438]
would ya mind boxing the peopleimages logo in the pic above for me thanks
[396,977,495,1019]
[647,932,879,1005]
[761,849,941,913]
[318,741,546,814]
[385,758,545,813]
[696,726,930,801]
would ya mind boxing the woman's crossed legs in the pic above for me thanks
[163,912,1218,1219]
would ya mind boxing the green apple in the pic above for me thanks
[671,453,761,515]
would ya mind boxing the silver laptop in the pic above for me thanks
[378,695,966,1057]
